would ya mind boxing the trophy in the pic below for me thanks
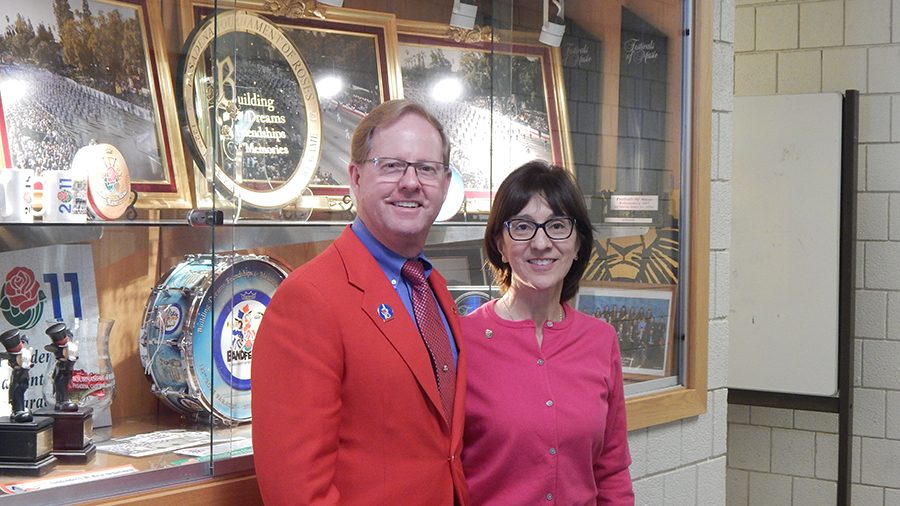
[0,329,57,476]
[42,318,117,428]
[34,323,95,463]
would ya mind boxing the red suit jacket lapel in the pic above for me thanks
[334,228,450,431]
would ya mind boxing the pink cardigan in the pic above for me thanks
[461,300,634,505]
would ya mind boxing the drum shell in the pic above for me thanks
[139,254,289,423]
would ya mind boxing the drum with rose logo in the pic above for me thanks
[138,254,289,424]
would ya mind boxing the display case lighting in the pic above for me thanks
[450,0,478,30]
[539,0,566,47]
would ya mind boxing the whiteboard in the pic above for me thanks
[728,93,843,396]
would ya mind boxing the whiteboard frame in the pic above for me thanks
[728,92,843,396]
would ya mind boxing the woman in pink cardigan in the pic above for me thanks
[461,160,634,505]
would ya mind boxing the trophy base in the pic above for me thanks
[0,454,58,477]
[52,442,97,464]
[34,407,95,464]
[0,416,58,476]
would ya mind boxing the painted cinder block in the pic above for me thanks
[756,4,799,51]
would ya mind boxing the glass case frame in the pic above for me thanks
[0,0,710,502]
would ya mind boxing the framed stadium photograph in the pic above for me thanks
[575,283,675,377]
[0,0,191,208]
[397,20,573,215]
[182,1,399,212]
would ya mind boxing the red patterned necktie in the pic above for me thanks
[402,259,456,420]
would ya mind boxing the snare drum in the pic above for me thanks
[139,254,289,423]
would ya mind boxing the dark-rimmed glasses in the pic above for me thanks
[364,157,449,185]
[504,217,576,241]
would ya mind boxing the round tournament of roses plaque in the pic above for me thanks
[179,10,322,209]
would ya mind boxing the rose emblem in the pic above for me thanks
[104,167,120,192]
[0,267,47,329]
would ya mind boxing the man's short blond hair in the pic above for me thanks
[350,99,450,164]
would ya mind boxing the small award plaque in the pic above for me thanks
[0,329,57,476]
[595,190,664,226]
[33,323,96,464]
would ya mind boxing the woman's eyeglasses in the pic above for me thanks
[504,217,575,241]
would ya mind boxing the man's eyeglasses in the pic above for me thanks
[364,157,449,184]
[504,218,576,241]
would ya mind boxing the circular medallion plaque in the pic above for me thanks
[179,10,322,209]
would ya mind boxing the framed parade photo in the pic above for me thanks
[0,0,191,208]
[397,20,573,215]
[181,1,399,212]
[575,283,675,377]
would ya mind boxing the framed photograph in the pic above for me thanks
[426,243,488,287]
[0,100,9,168]
[575,283,675,377]
[397,21,573,214]
[0,0,191,208]
[182,1,399,210]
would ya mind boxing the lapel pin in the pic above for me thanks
[378,303,394,322]
[485,329,493,339]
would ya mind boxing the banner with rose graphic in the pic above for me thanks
[0,245,98,417]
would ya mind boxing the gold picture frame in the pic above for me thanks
[396,20,574,215]
[0,0,192,209]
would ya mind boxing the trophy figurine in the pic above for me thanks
[34,322,95,463]
[45,323,79,412]
[1,329,34,422]
[0,329,57,475]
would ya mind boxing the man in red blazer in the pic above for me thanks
[253,100,468,505]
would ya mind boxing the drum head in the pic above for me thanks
[454,291,491,317]
[187,256,287,422]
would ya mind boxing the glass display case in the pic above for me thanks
[0,0,710,502]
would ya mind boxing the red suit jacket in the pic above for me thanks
[252,226,468,505]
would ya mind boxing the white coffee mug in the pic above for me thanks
[33,170,88,223]
[0,168,36,223]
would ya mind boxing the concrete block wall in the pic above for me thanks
[627,0,733,502]
[729,0,900,504]
[727,406,841,505]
